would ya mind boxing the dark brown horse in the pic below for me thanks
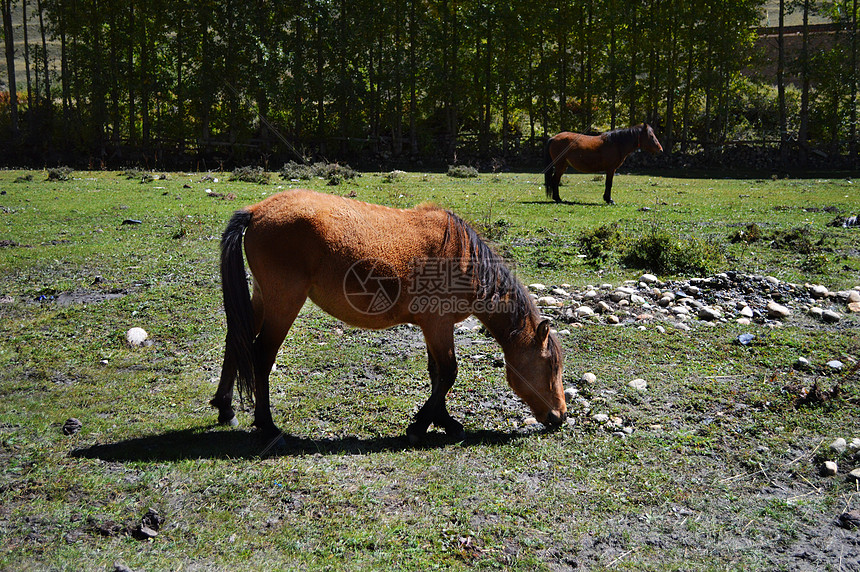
[212,189,567,446]
[544,123,663,204]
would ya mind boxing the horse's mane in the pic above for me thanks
[442,211,535,340]
[602,124,642,148]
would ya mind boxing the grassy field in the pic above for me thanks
[0,168,858,570]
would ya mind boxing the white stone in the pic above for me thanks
[640,273,658,284]
[809,307,824,319]
[670,306,690,316]
[126,327,149,347]
[537,296,559,307]
[584,289,599,300]
[795,357,810,370]
[808,283,829,298]
[827,360,844,370]
[596,301,612,314]
[849,290,860,303]
[528,283,546,292]
[848,468,860,482]
[564,387,578,402]
[698,306,722,321]
[523,416,538,426]
[766,276,781,285]
[822,309,842,323]
[655,325,666,334]
[767,301,791,319]
[822,461,838,476]
[849,438,860,453]
[736,318,751,326]
[606,315,621,324]
[592,413,609,423]
[551,287,569,297]
[575,306,595,317]
[600,283,613,290]
[831,437,848,454]
[630,295,647,305]
[739,306,754,318]
[628,378,648,392]
[582,372,597,384]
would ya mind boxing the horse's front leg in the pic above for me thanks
[603,170,616,204]
[407,327,463,445]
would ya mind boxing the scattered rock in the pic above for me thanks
[564,387,578,402]
[640,273,658,284]
[62,418,82,435]
[113,563,135,572]
[767,301,791,319]
[628,378,648,392]
[821,460,838,476]
[575,306,595,318]
[698,306,722,321]
[794,357,810,370]
[848,302,860,313]
[537,296,559,307]
[126,327,149,347]
[739,306,754,318]
[849,438,860,453]
[736,333,755,346]
[830,438,848,455]
[606,315,621,324]
[827,360,844,371]
[808,284,829,299]
[528,283,546,292]
[592,413,609,423]
[582,372,597,384]
[822,309,842,323]
[523,417,538,426]
[847,468,860,483]
[837,511,860,530]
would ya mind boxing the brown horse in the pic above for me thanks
[211,189,566,445]
[544,123,663,204]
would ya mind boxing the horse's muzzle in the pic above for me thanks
[544,410,566,428]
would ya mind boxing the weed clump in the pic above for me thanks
[230,166,271,184]
[729,222,763,244]
[621,228,724,275]
[578,223,622,265]
[447,165,479,178]
[279,161,358,185]
[46,167,73,181]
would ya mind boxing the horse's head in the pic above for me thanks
[640,123,663,154]
[505,319,567,428]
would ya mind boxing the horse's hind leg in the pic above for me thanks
[551,164,566,203]
[408,324,463,444]
[211,282,267,426]
[249,288,306,439]
[603,170,616,205]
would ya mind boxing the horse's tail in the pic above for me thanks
[543,137,554,199]
[221,209,256,402]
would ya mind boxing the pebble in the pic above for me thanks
[551,287,569,297]
[847,468,860,483]
[528,283,546,292]
[821,461,838,476]
[564,387,578,402]
[523,417,538,426]
[655,325,666,333]
[827,360,844,371]
[628,378,648,392]
[736,318,751,326]
[831,438,848,454]
[698,306,722,321]
[596,301,612,313]
[592,413,609,423]
[537,296,559,307]
[640,273,658,284]
[848,290,860,303]
[808,283,829,298]
[850,438,860,453]
[848,302,860,313]
[575,306,595,318]
[794,357,810,370]
[630,294,646,305]
[126,327,149,347]
[606,315,620,324]
[739,306,754,318]
[62,418,83,435]
[809,307,824,319]
[822,309,842,323]
[767,301,791,319]
[582,372,597,384]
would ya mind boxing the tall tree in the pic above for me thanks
[1,0,19,138]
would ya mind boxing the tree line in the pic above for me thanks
[0,0,857,169]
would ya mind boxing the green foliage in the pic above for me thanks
[230,166,271,185]
[578,223,622,265]
[279,161,358,185]
[729,222,764,244]
[46,167,72,181]
[621,228,725,276]
[446,165,479,178]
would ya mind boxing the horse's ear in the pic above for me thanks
[536,319,552,344]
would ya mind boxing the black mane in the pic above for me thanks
[443,211,534,339]
[602,124,642,148]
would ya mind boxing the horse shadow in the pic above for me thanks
[69,425,531,462]
[519,199,605,207]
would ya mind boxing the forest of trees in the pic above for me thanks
[0,0,857,170]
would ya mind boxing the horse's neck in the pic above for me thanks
[474,303,533,353]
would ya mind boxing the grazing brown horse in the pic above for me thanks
[212,189,566,445]
[544,123,663,204]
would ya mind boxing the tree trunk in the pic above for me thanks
[777,0,787,164]
[22,0,33,113]
[1,0,19,138]
[798,0,810,167]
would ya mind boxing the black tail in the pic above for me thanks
[544,138,554,199]
[221,209,256,403]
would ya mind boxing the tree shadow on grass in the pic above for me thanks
[69,425,531,462]
[518,199,606,207]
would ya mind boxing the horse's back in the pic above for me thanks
[549,131,616,173]
[241,189,455,327]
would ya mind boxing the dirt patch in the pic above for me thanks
[52,289,127,306]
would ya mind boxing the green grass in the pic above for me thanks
[0,169,858,570]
